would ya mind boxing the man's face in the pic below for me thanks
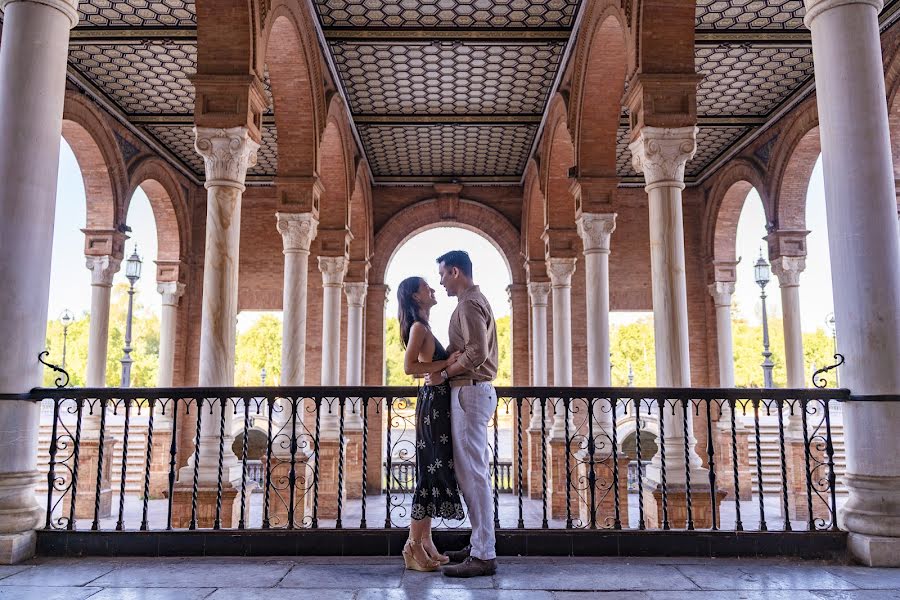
[438,262,459,297]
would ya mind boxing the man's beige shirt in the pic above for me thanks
[448,285,498,384]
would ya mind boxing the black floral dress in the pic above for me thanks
[411,335,465,521]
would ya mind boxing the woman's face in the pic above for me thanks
[412,278,437,309]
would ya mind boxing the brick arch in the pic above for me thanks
[126,157,190,268]
[568,8,628,178]
[521,159,545,262]
[263,4,326,177]
[768,102,820,231]
[348,160,373,264]
[318,97,355,232]
[370,199,525,286]
[704,158,771,264]
[62,92,128,233]
[541,95,577,236]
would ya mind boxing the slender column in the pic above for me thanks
[547,258,576,436]
[0,0,77,563]
[805,0,900,565]
[173,126,258,528]
[85,255,121,388]
[631,126,713,526]
[708,281,736,388]
[344,282,368,387]
[318,256,348,422]
[770,256,806,388]
[157,282,186,388]
[575,212,616,387]
[528,282,551,389]
[276,212,318,387]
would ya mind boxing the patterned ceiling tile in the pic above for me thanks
[695,0,805,29]
[617,126,750,178]
[77,0,195,27]
[316,0,579,28]
[145,125,278,178]
[332,42,563,115]
[696,45,814,115]
[360,124,535,177]
[69,42,197,114]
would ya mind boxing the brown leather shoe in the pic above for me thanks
[442,556,497,578]
[444,545,471,564]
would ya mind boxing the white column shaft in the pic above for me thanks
[577,213,616,388]
[319,256,348,435]
[0,0,77,556]
[547,259,576,439]
[709,282,736,388]
[86,280,113,387]
[805,0,900,560]
[780,284,805,388]
[344,282,367,430]
[156,282,184,427]
[528,282,551,429]
[277,213,318,387]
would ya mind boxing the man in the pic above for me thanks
[426,250,499,577]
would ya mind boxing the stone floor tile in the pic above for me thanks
[89,561,291,588]
[358,590,554,600]
[87,588,215,600]
[494,563,698,591]
[674,565,861,591]
[278,563,404,588]
[553,593,653,599]
[207,589,356,600]
[646,592,826,600]
[0,562,117,586]
[0,587,101,600]
[401,569,496,588]
[825,567,900,589]
[0,568,29,582]
[812,592,900,600]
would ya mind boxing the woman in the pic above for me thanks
[398,276,465,571]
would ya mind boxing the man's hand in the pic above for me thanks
[424,371,445,386]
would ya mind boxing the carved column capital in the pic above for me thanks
[157,281,186,307]
[770,256,807,288]
[576,212,617,254]
[318,255,348,287]
[344,281,368,308]
[804,0,882,26]
[708,281,736,307]
[85,255,121,287]
[528,281,552,307]
[546,257,577,288]
[0,0,79,27]
[194,126,260,190]
[628,126,698,190]
[276,212,319,253]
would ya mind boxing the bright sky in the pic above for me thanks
[48,139,835,337]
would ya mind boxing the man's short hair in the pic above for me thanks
[437,250,473,279]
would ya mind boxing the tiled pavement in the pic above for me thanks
[0,556,898,599]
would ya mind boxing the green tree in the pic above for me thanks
[384,318,414,386]
[610,317,656,387]
[234,314,283,386]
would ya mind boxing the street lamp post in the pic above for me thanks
[754,249,775,388]
[260,366,267,386]
[826,312,838,387]
[120,247,143,388]
[58,309,74,370]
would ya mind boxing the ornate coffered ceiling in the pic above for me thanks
[8,0,897,184]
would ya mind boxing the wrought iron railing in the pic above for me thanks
[0,380,860,534]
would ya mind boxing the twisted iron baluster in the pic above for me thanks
[384,396,393,528]
[776,398,791,531]
[611,397,621,530]
[68,398,84,531]
[116,397,132,531]
[658,398,670,530]
[564,397,573,529]
[752,398,767,531]
[681,398,694,530]
[823,401,839,531]
[311,397,322,529]
[141,398,156,531]
[262,397,274,530]
[635,399,645,530]
[360,396,369,529]
[587,396,597,530]
[705,399,717,530]
[729,397,743,531]
[800,398,814,530]
[45,399,61,529]
[93,397,109,531]
[239,397,250,530]
[189,400,203,531]
[166,398,179,531]
[288,397,299,530]
[336,397,346,529]
[213,397,226,530]
[540,396,548,529]
[516,397,524,529]
[493,402,500,529]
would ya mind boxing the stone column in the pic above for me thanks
[148,281,185,498]
[546,257,577,519]
[85,255,121,387]
[0,0,77,563]
[805,0,900,565]
[363,284,389,494]
[316,255,348,519]
[344,281,367,499]
[172,126,258,529]
[526,280,551,498]
[630,126,719,528]
[770,256,807,389]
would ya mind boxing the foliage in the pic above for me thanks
[234,314,283,386]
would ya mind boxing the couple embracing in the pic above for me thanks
[397,250,498,578]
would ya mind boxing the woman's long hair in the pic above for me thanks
[397,276,428,348]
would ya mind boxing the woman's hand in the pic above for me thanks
[447,351,463,366]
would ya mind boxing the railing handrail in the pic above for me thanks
[0,385,853,402]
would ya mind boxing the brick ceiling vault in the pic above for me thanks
[17,0,900,185]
